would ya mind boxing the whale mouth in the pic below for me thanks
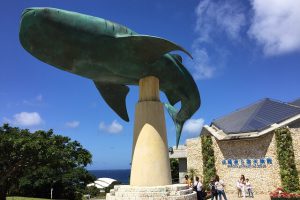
[21,8,34,17]
[21,7,44,18]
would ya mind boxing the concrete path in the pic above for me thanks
[224,194,270,200]
[92,194,271,200]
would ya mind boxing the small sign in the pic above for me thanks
[222,157,273,168]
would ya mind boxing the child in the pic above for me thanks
[245,178,254,198]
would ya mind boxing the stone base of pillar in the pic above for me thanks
[106,184,197,200]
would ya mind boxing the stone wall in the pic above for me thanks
[289,119,300,185]
[186,138,203,180]
[186,133,282,194]
[212,132,281,194]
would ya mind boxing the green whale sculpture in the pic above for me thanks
[19,7,201,147]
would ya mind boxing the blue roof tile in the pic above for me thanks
[212,98,300,134]
[290,98,300,107]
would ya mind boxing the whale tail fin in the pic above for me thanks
[164,103,184,148]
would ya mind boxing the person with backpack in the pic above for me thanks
[193,176,203,200]
[209,178,218,200]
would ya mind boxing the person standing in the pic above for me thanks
[209,179,218,200]
[236,179,242,197]
[194,176,203,200]
[240,174,246,199]
[215,175,227,200]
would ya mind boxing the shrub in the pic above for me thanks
[270,187,300,199]
[274,127,300,193]
[84,186,100,198]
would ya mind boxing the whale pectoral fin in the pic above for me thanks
[116,35,193,62]
[165,90,180,106]
[94,81,129,122]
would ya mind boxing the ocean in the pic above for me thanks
[89,169,131,184]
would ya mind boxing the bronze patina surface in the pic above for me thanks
[19,7,201,146]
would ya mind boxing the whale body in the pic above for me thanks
[19,7,201,147]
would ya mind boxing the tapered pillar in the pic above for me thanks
[130,76,172,186]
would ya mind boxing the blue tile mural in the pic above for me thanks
[221,158,273,168]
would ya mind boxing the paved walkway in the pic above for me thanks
[91,194,271,200]
[224,194,270,200]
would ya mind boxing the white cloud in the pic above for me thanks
[190,0,245,80]
[65,120,80,128]
[99,120,123,134]
[195,0,246,42]
[183,118,204,136]
[12,112,43,126]
[190,48,216,80]
[249,0,300,55]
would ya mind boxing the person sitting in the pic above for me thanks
[184,175,192,187]
[245,178,254,198]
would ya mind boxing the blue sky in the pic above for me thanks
[0,0,299,169]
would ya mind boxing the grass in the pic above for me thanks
[7,197,50,200]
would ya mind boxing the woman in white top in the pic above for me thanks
[240,174,246,199]
[215,175,227,200]
[236,180,242,197]
[194,176,203,200]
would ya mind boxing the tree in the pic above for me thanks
[0,124,95,200]
[170,158,179,183]
[83,186,100,198]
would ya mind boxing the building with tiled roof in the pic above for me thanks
[173,98,300,195]
[203,98,300,140]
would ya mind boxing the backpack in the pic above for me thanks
[193,182,198,191]
[210,183,217,195]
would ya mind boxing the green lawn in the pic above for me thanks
[7,197,50,200]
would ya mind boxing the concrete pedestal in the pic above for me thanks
[130,76,171,186]
[107,76,193,199]
[106,184,197,200]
